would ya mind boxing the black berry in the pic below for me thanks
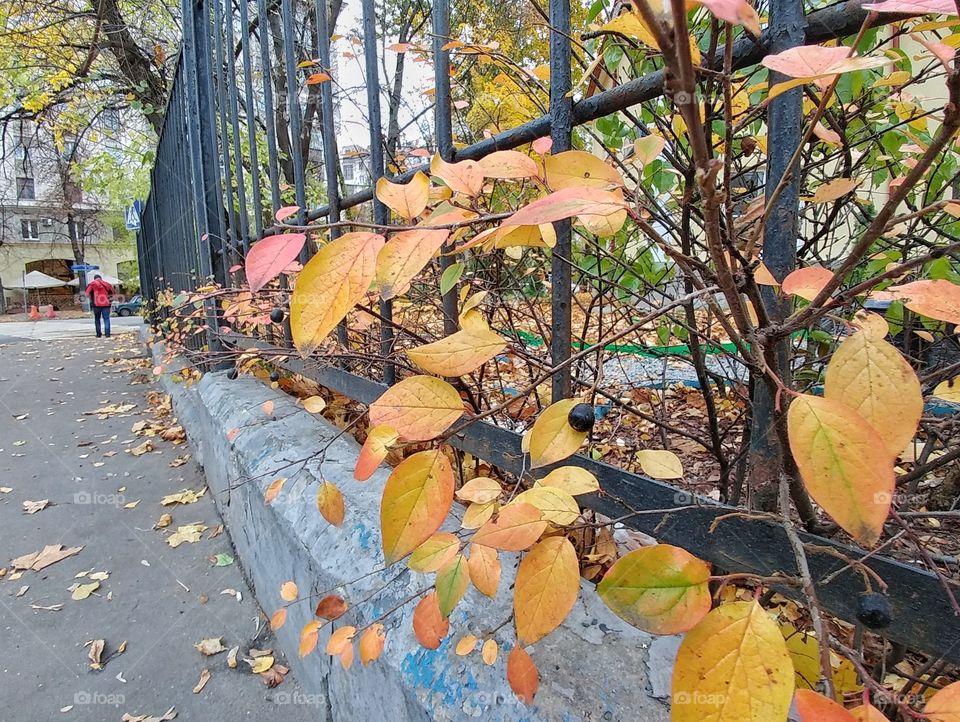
[567,403,596,433]
[270,308,285,324]
[270,371,281,383]
[856,592,892,630]
[227,368,239,380]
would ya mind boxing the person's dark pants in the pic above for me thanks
[93,306,111,338]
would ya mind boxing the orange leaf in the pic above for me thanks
[376,228,450,300]
[315,594,349,620]
[430,154,484,196]
[481,638,498,665]
[503,187,628,231]
[824,331,922,457]
[795,689,857,722]
[507,646,539,704]
[880,279,960,325]
[850,703,890,721]
[375,171,430,220]
[781,265,834,301]
[471,502,547,551]
[354,425,399,481]
[477,150,539,179]
[468,543,501,597]
[380,450,454,564]
[544,150,623,190]
[514,537,580,644]
[787,394,894,546]
[280,581,298,601]
[368,376,463,442]
[299,620,321,657]
[408,533,460,573]
[925,680,960,721]
[264,477,286,505]
[290,232,385,354]
[325,625,357,655]
[456,477,503,505]
[359,624,386,665]
[597,545,711,634]
[316,481,345,526]
[270,608,287,631]
[455,634,478,655]
[413,592,449,649]
[306,72,331,84]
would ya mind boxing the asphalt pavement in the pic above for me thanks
[0,331,315,720]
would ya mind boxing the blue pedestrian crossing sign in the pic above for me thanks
[125,200,143,231]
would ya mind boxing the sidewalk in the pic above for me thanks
[0,316,143,343]
[0,334,314,720]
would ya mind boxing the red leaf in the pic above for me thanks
[245,233,307,293]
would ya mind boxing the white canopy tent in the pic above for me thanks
[6,271,69,289]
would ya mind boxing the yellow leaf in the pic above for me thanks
[467,543,501,597]
[633,135,666,166]
[514,537,580,644]
[544,150,623,190]
[291,232,385,354]
[537,466,599,495]
[359,624,386,666]
[408,533,460,573]
[430,154,484,196]
[435,554,470,617]
[303,396,327,413]
[461,500,497,528]
[369,376,463,441]
[280,581,298,601]
[375,171,429,220]
[481,638,498,665]
[597,11,661,50]
[824,332,922,457]
[376,228,450,300]
[672,601,794,722]
[512,487,580,525]
[251,655,274,673]
[597,545,711,634]
[455,634,478,655]
[354,424,399,481]
[71,581,100,600]
[472,502,547,551]
[264,477,286,504]
[528,399,588,469]
[851,310,888,340]
[407,324,506,377]
[787,394,894,546]
[316,481,345,526]
[476,150,539,179]
[635,449,684,480]
[380,450,454,564]
[933,376,960,403]
[805,177,862,204]
[455,477,503,504]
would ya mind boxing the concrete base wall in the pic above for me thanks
[153,339,671,722]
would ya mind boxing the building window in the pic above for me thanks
[17,177,35,200]
[68,218,84,242]
[21,219,40,241]
[343,162,355,182]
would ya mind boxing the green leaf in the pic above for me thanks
[440,262,464,296]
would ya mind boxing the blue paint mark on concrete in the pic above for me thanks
[354,522,373,551]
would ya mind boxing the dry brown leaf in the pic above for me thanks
[194,637,227,656]
[192,669,211,694]
[88,639,105,669]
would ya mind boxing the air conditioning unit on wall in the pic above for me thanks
[42,217,53,227]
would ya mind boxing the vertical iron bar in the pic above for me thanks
[181,0,220,355]
[225,0,251,253]
[362,0,395,384]
[280,0,308,257]
[213,0,240,271]
[315,0,349,348]
[256,0,283,211]
[238,0,265,238]
[549,0,573,401]
[432,0,458,336]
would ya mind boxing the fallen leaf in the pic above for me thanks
[22,499,50,514]
[160,488,205,506]
[89,639,105,669]
[167,523,207,548]
[249,655,274,674]
[194,637,227,656]
[192,669,211,694]
[154,513,173,529]
[72,582,100,600]
[120,707,177,722]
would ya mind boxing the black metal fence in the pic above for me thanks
[137,0,960,665]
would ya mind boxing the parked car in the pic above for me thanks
[112,294,143,316]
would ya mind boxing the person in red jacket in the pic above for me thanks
[85,274,114,338]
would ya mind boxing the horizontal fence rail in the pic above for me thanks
[137,0,960,667]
